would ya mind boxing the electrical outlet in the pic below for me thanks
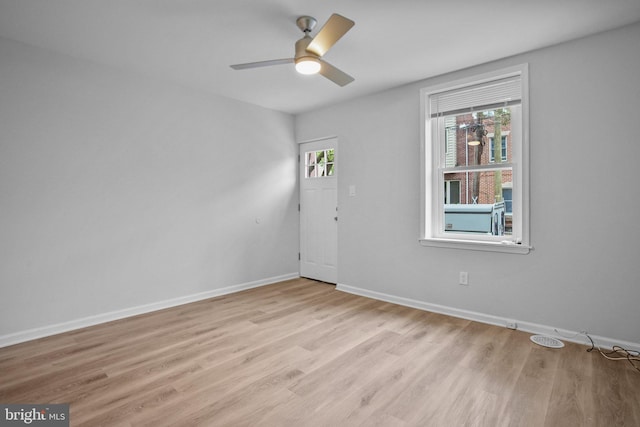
[506,320,517,330]
[459,271,468,285]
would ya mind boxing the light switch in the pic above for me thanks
[349,185,356,196]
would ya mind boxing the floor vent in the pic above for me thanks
[530,335,565,349]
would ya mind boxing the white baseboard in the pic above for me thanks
[0,273,299,349]
[336,283,640,353]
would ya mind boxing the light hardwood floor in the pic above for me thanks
[1,278,638,426]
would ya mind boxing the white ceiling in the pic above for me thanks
[1,0,639,114]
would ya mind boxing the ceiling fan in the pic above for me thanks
[230,14,355,86]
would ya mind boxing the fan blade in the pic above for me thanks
[230,58,294,70]
[319,60,354,86]
[306,14,354,57]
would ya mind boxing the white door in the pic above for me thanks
[299,138,338,283]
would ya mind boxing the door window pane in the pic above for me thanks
[305,149,335,178]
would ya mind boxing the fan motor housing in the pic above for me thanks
[295,35,316,59]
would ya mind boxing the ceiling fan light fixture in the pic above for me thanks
[230,14,354,86]
[295,57,321,75]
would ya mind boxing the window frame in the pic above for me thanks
[419,64,530,254]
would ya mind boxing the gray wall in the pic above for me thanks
[296,23,640,346]
[0,38,299,338]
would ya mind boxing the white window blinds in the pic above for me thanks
[429,75,522,118]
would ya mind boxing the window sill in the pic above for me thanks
[419,237,531,254]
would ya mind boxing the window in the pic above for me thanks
[305,148,335,178]
[502,187,512,214]
[489,134,508,163]
[420,64,530,253]
[444,180,461,204]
